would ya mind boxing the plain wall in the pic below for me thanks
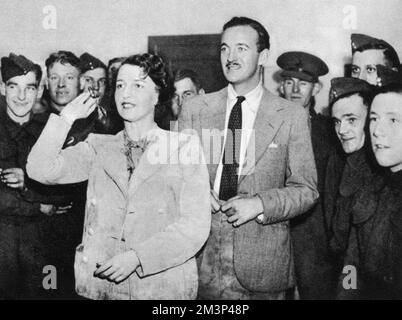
[1,0,402,110]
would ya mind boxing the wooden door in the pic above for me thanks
[148,34,227,93]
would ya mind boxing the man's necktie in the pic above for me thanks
[219,96,245,201]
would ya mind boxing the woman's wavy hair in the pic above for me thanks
[115,53,174,129]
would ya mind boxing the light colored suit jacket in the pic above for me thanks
[179,87,319,292]
[27,114,211,300]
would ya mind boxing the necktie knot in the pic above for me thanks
[236,96,245,104]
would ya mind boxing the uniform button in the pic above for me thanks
[82,256,88,263]
[90,198,97,206]
[256,214,264,223]
[88,228,94,236]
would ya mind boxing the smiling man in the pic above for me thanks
[324,77,382,298]
[46,51,81,114]
[42,50,105,299]
[0,53,54,299]
[350,33,400,85]
[179,16,318,299]
[341,65,402,299]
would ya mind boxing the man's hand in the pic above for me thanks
[0,168,25,190]
[40,202,73,216]
[221,195,264,227]
[94,250,140,284]
[60,92,97,124]
[210,189,223,213]
[40,204,55,216]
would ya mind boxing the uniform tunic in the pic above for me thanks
[0,107,51,299]
[350,171,402,299]
[291,107,338,299]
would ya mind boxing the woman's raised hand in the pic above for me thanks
[60,92,97,125]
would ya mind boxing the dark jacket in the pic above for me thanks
[351,171,402,299]
[324,145,379,256]
[291,107,338,299]
[324,143,383,299]
[0,106,54,219]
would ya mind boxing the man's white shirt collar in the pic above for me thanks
[227,81,263,114]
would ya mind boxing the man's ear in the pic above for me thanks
[278,82,285,96]
[45,77,49,90]
[79,76,86,91]
[258,48,270,67]
[312,82,322,97]
[0,81,5,96]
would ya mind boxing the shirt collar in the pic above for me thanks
[227,80,263,114]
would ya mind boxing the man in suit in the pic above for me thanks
[179,16,318,299]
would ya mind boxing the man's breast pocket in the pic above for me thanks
[256,143,287,180]
[0,142,16,162]
[266,143,287,161]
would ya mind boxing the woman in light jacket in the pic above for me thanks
[27,53,211,300]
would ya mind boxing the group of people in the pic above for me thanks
[0,15,401,300]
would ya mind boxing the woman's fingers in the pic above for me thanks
[94,261,112,276]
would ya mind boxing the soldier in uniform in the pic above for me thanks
[348,65,402,299]
[79,52,123,134]
[79,52,108,100]
[350,33,400,85]
[0,54,59,299]
[277,51,337,299]
[41,50,100,299]
[324,77,381,299]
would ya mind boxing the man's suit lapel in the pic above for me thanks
[201,89,227,184]
[239,89,285,183]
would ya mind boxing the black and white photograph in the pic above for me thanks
[0,0,402,305]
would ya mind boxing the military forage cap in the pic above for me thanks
[351,33,399,57]
[277,51,329,83]
[375,64,402,87]
[329,77,373,105]
[1,53,39,83]
[79,52,106,73]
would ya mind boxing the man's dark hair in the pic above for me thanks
[173,69,203,92]
[223,16,270,52]
[355,44,400,71]
[329,91,374,115]
[45,50,81,73]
